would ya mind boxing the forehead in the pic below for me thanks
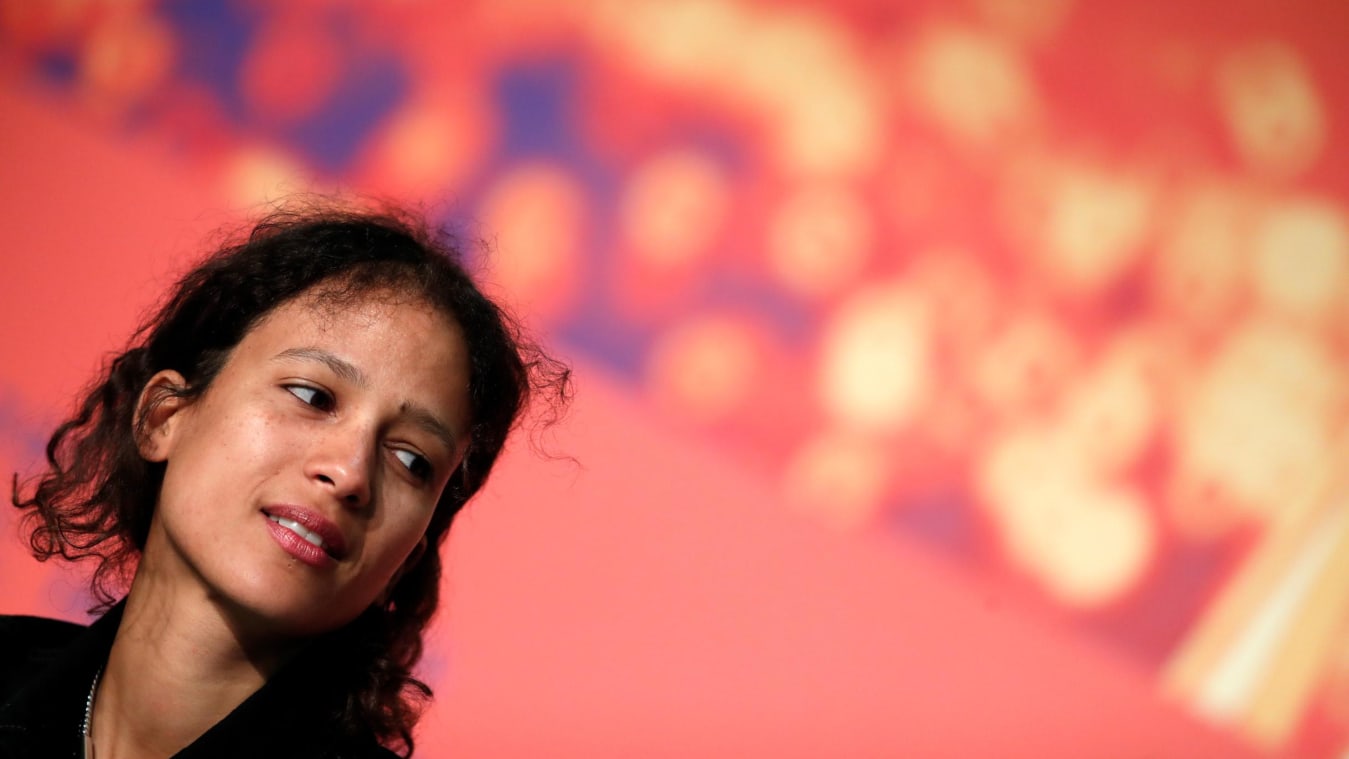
[273,283,446,326]
[236,289,470,382]
[252,286,457,340]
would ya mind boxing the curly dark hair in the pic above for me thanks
[9,202,571,756]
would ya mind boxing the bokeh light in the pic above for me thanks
[1216,42,1326,179]
[621,148,729,271]
[766,183,872,299]
[1173,319,1343,524]
[783,431,890,531]
[79,9,174,110]
[1152,182,1253,334]
[3,1,1348,754]
[646,313,763,426]
[1250,196,1349,324]
[819,283,932,435]
[478,163,586,323]
[906,24,1042,150]
[978,424,1156,606]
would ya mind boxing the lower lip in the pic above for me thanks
[264,515,336,569]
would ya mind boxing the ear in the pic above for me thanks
[135,370,192,463]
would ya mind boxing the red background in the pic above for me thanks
[2,1,1347,756]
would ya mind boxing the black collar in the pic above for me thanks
[0,601,395,759]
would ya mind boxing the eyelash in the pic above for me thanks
[393,449,433,482]
[284,384,433,483]
[285,384,335,412]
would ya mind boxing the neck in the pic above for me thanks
[89,552,298,759]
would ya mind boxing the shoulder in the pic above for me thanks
[0,613,85,645]
[0,613,85,664]
[341,742,402,759]
[334,727,404,759]
[321,733,401,759]
[0,613,86,704]
[0,613,86,650]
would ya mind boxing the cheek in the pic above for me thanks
[159,405,291,513]
[365,509,435,579]
[388,512,435,563]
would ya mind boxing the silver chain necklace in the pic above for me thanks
[81,668,101,759]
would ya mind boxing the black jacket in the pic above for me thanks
[0,603,399,759]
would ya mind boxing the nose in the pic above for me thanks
[306,422,375,511]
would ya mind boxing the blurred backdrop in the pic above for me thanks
[1,1,1347,756]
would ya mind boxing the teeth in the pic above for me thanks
[268,515,326,550]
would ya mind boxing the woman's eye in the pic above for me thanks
[285,385,334,411]
[393,449,432,482]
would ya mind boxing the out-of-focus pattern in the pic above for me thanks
[1,0,1347,755]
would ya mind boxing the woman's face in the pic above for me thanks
[138,288,472,639]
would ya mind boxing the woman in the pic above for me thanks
[1,204,569,758]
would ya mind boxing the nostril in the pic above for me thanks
[312,467,368,508]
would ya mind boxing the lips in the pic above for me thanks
[261,505,349,561]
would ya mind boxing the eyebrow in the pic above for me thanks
[401,403,461,454]
[275,347,367,387]
[273,347,461,452]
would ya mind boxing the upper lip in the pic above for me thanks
[261,505,350,560]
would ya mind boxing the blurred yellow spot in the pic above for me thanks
[368,95,489,198]
[783,432,890,531]
[980,424,1081,514]
[647,314,761,425]
[221,148,316,208]
[621,149,729,269]
[593,1,881,176]
[737,9,881,176]
[772,68,883,177]
[908,25,1040,148]
[80,11,175,107]
[730,7,854,115]
[766,184,872,299]
[1251,197,1349,323]
[819,284,932,435]
[1040,161,1155,296]
[1031,482,1154,607]
[980,426,1156,606]
[480,164,585,323]
[1175,320,1343,522]
[972,311,1078,416]
[1153,183,1254,331]
[1217,42,1326,178]
[589,0,744,87]
[1060,337,1159,476]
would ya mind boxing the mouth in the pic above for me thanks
[268,514,332,554]
[261,505,348,560]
